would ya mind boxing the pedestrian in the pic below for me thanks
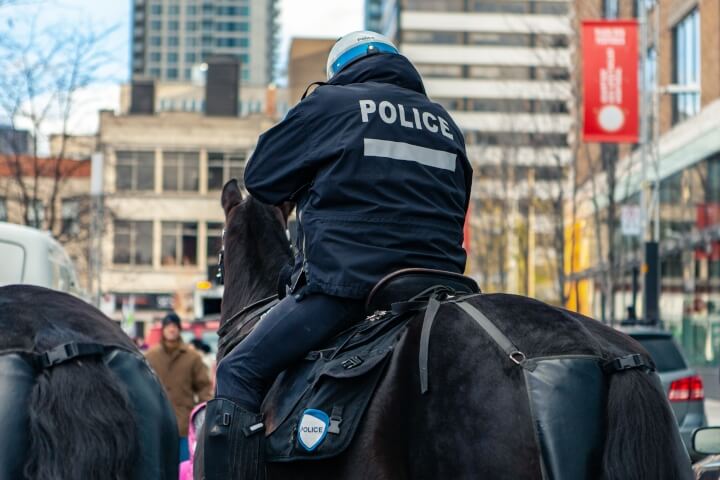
[145,312,213,462]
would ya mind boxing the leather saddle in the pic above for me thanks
[261,269,480,462]
[366,268,480,313]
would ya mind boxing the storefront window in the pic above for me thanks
[672,9,701,124]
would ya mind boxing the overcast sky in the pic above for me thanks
[4,0,363,137]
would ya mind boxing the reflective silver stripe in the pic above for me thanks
[363,138,457,172]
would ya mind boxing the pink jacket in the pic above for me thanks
[179,402,206,480]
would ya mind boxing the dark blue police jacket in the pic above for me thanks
[244,53,472,299]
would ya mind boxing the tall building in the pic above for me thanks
[365,0,573,302]
[570,0,720,363]
[131,0,279,86]
[0,125,32,155]
[287,38,335,106]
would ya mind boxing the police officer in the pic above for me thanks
[202,31,472,479]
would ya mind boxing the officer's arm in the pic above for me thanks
[244,104,321,205]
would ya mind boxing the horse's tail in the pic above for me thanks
[602,368,692,480]
[24,357,139,480]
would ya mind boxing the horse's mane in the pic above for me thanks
[221,196,292,322]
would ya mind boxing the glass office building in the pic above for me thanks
[131,0,278,85]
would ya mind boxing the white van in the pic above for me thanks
[0,221,81,295]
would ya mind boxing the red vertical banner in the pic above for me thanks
[582,20,639,143]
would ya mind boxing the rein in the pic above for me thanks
[217,294,279,338]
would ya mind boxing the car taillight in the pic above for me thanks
[668,375,704,402]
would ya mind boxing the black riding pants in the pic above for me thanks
[215,289,365,412]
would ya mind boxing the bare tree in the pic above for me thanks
[0,10,114,236]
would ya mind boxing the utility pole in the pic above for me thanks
[639,2,661,325]
[90,151,104,307]
[527,167,536,298]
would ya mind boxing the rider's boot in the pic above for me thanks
[201,397,266,480]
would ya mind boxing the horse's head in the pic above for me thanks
[219,179,293,322]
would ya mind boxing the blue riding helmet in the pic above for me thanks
[326,31,399,80]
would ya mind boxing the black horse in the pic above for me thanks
[205,179,692,480]
[0,285,178,480]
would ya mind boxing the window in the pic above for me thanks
[150,51,161,61]
[168,20,179,31]
[150,4,161,14]
[217,5,249,15]
[167,68,179,79]
[0,197,6,221]
[27,199,44,228]
[187,5,197,15]
[208,152,246,190]
[206,222,223,268]
[113,220,153,265]
[168,4,179,14]
[116,151,155,191]
[415,64,463,78]
[150,36,162,46]
[403,31,463,45]
[216,37,250,48]
[603,0,619,18]
[673,9,700,124]
[186,21,197,31]
[217,22,248,32]
[150,20,161,30]
[61,199,80,236]
[163,151,199,191]
[150,67,161,77]
[186,52,196,62]
[161,222,198,266]
[168,36,179,46]
[167,52,178,63]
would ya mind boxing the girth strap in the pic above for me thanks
[419,296,441,394]
[455,301,528,367]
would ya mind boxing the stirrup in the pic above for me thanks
[201,398,266,480]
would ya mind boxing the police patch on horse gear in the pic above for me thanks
[298,409,330,451]
[262,269,480,463]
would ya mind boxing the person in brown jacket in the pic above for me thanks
[145,312,213,462]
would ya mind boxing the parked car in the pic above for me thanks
[691,427,720,478]
[621,325,707,461]
[0,221,81,295]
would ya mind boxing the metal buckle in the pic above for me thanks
[42,343,79,367]
[341,356,363,369]
[509,351,526,365]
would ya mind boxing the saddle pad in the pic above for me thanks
[263,313,409,462]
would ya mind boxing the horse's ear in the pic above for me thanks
[222,179,243,216]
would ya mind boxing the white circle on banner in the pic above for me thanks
[598,105,625,132]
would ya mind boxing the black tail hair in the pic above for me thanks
[602,369,693,480]
[24,357,139,480]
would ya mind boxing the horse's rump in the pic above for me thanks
[262,292,691,480]
[0,285,179,480]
